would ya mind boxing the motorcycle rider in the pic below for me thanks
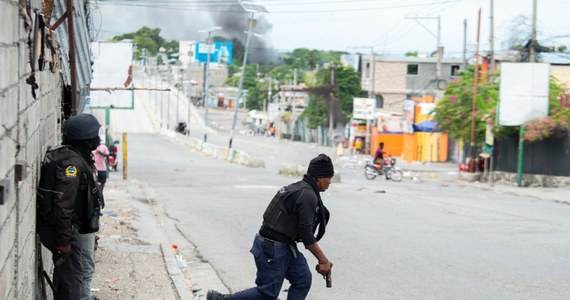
[373,142,387,168]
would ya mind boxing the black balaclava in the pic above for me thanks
[63,137,99,165]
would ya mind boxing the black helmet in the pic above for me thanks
[63,114,101,142]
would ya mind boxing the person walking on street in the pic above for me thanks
[93,141,110,192]
[36,113,104,300]
[207,153,335,300]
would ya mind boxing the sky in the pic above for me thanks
[92,0,570,58]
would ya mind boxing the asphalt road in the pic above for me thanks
[124,132,570,300]
[105,70,570,299]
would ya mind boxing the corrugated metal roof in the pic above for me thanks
[541,53,570,65]
[365,55,464,64]
[51,0,93,101]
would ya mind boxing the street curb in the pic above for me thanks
[164,130,266,168]
[161,243,194,300]
[278,163,342,183]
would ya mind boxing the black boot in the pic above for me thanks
[207,289,231,300]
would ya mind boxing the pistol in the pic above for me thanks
[54,250,68,267]
[315,264,332,288]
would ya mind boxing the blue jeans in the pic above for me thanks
[78,233,95,300]
[231,235,312,300]
[53,228,83,300]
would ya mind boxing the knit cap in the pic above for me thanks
[307,154,334,178]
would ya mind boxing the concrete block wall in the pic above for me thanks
[1,0,63,298]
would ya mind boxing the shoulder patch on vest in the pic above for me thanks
[65,165,78,177]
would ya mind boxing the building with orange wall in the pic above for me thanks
[369,94,449,162]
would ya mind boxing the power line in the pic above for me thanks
[97,0,468,14]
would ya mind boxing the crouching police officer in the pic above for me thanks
[37,114,104,299]
[207,153,335,300]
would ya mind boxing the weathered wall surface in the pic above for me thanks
[0,0,63,298]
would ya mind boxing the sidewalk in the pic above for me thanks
[91,173,224,300]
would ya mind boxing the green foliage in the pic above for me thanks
[283,48,345,70]
[315,66,363,116]
[431,67,499,144]
[523,77,570,142]
[268,64,294,83]
[405,51,419,57]
[112,26,178,61]
[301,96,328,129]
[221,47,361,123]
[433,69,570,144]
[336,67,363,115]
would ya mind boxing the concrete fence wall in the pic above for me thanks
[0,0,64,298]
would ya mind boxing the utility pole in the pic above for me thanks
[160,75,164,129]
[166,73,170,130]
[329,66,335,147]
[199,26,221,143]
[469,9,482,173]
[489,0,495,71]
[529,0,538,63]
[290,69,298,141]
[406,16,442,80]
[370,47,375,98]
[348,45,376,154]
[176,68,180,125]
[229,2,268,149]
[517,0,538,187]
[187,69,193,136]
[204,35,212,142]
[463,19,468,71]
[265,77,271,119]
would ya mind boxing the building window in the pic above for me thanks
[451,65,460,77]
[365,62,370,79]
[376,94,384,108]
[407,64,419,75]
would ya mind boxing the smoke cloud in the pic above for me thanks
[208,2,277,64]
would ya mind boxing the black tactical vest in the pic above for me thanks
[262,181,325,243]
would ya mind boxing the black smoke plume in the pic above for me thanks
[209,1,277,64]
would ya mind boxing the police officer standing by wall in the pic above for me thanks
[37,114,104,299]
[207,153,335,300]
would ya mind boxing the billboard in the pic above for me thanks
[90,41,133,108]
[353,97,376,120]
[499,63,550,126]
[195,41,233,64]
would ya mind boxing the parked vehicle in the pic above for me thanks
[175,122,188,134]
[364,157,403,181]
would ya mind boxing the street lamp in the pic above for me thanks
[228,1,268,149]
[198,26,222,143]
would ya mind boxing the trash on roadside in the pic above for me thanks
[171,244,188,269]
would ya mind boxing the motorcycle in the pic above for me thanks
[364,157,403,182]
[108,140,120,171]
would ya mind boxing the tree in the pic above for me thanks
[112,26,178,61]
[523,77,570,142]
[503,15,553,62]
[315,66,363,117]
[432,68,570,144]
[431,67,499,144]
[282,49,346,70]
[301,96,328,129]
